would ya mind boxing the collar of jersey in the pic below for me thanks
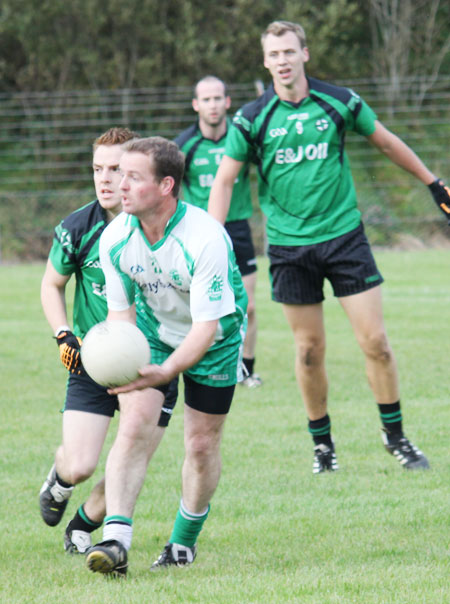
[131,201,187,251]
[196,118,230,144]
[271,78,315,108]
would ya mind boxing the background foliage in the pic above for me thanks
[1,0,449,92]
[0,0,449,260]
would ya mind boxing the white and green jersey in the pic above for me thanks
[225,78,377,245]
[175,121,253,222]
[99,202,247,379]
[49,200,109,338]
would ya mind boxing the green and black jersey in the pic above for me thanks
[225,78,377,245]
[175,121,253,222]
[48,200,109,338]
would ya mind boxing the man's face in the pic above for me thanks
[263,31,309,89]
[119,152,164,216]
[192,80,231,127]
[92,144,125,213]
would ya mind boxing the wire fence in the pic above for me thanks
[1,75,450,261]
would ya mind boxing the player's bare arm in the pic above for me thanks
[208,156,243,224]
[40,259,71,333]
[367,120,436,185]
[108,319,219,394]
[107,307,137,325]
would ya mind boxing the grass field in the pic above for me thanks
[1,251,449,603]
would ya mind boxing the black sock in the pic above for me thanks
[378,401,403,435]
[55,472,73,489]
[308,414,333,448]
[66,505,102,534]
[243,357,255,375]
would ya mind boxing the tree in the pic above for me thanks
[369,0,450,110]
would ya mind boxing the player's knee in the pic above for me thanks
[361,331,393,363]
[186,431,219,465]
[66,459,96,485]
[296,339,325,368]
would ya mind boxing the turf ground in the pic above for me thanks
[0,251,448,603]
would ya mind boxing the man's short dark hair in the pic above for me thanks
[124,136,185,198]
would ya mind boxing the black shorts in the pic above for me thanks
[183,374,235,415]
[64,369,178,428]
[225,219,257,277]
[268,223,384,304]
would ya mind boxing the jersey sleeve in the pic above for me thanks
[351,94,377,136]
[224,112,254,162]
[189,232,236,322]
[48,220,78,276]
[99,225,135,312]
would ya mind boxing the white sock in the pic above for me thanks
[49,481,73,503]
[103,522,133,551]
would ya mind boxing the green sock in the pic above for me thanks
[169,500,210,547]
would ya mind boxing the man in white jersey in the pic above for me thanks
[86,136,247,577]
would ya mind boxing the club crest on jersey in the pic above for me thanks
[315,119,329,131]
[208,275,223,301]
[169,269,183,286]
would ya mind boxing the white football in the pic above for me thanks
[80,320,150,388]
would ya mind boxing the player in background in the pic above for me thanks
[175,75,262,388]
[39,127,178,554]
[85,136,247,577]
[209,20,450,474]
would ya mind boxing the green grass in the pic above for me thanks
[0,251,449,603]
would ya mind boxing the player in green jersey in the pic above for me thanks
[210,20,449,474]
[85,137,246,577]
[39,128,178,554]
[175,75,261,387]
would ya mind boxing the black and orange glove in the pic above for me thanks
[55,330,83,373]
[428,179,450,224]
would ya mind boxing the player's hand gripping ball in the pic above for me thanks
[80,321,151,388]
[56,330,83,374]
[428,178,450,223]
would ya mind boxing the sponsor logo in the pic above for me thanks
[208,274,223,301]
[130,264,145,274]
[85,260,102,269]
[287,113,309,121]
[199,173,215,188]
[315,119,329,131]
[92,282,107,298]
[275,143,329,164]
[208,373,230,381]
[269,127,288,138]
[194,158,209,166]
[209,147,225,155]
[140,278,188,295]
